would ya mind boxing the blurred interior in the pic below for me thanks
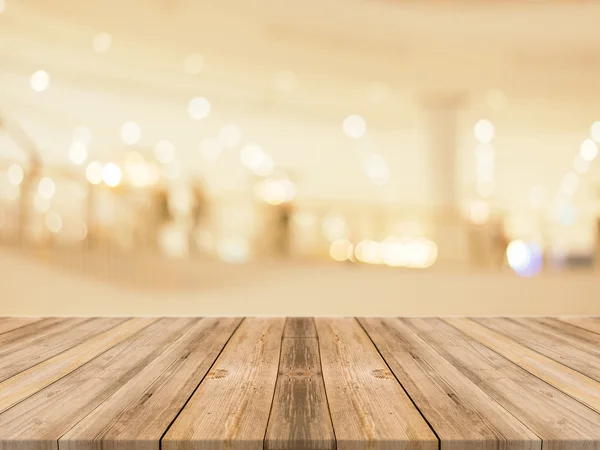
[1,0,600,315]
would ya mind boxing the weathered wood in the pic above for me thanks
[283,318,317,338]
[0,317,155,414]
[403,318,600,450]
[0,317,74,347]
[525,317,600,353]
[0,317,41,335]
[558,317,600,336]
[359,317,540,450]
[475,317,600,382]
[162,318,285,450]
[0,317,125,382]
[0,318,194,450]
[315,318,437,450]
[265,318,334,450]
[445,317,600,414]
[60,318,241,450]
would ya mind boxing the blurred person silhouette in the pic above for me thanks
[275,202,293,257]
[189,179,209,255]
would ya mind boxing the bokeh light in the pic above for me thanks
[474,119,494,143]
[30,70,50,92]
[343,115,366,139]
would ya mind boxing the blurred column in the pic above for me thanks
[419,93,468,267]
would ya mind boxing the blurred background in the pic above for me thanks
[1,0,600,315]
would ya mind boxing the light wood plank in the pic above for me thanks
[403,318,600,450]
[0,318,197,450]
[525,318,600,353]
[283,318,317,338]
[0,318,126,382]
[265,319,335,450]
[60,318,241,450]
[359,317,539,450]
[0,318,42,335]
[315,318,437,450]
[558,317,600,336]
[162,318,285,450]
[475,317,600,382]
[0,317,156,414]
[445,317,600,413]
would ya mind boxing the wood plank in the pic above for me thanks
[445,317,600,414]
[0,317,156,414]
[402,318,600,450]
[524,318,600,353]
[60,318,241,450]
[359,317,540,450]
[315,318,437,450]
[0,318,197,450]
[558,317,600,335]
[0,317,126,382]
[0,317,75,347]
[265,319,335,450]
[162,318,285,450]
[475,317,600,382]
[283,318,317,338]
[0,317,42,335]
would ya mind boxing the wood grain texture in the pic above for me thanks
[558,317,600,336]
[162,318,285,450]
[0,318,195,450]
[0,317,41,335]
[403,318,600,450]
[60,317,241,450]
[265,319,334,450]
[445,317,600,414]
[525,318,600,353]
[475,317,600,382]
[0,317,125,382]
[0,317,155,414]
[0,317,74,348]
[359,317,539,450]
[315,318,437,450]
[283,318,317,338]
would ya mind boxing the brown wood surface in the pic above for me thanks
[0,317,155,414]
[265,318,335,450]
[359,317,539,450]
[283,317,317,338]
[315,318,437,450]
[162,318,285,450]
[0,317,126,382]
[402,318,600,450]
[60,318,241,450]
[0,317,600,450]
[475,317,600,383]
[0,318,192,450]
[558,317,600,335]
[0,317,41,335]
[446,317,600,414]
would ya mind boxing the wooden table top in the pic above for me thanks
[1,317,600,450]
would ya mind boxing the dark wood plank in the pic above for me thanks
[315,318,437,450]
[475,317,600,383]
[359,317,540,450]
[0,318,42,335]
[0,317,126,382]
[0,318,195,450]
[0,317,156,414]
[162,318,285,450]
[283,318,317,338]
[446,318,600,413]
[265,319,335,450]
[60,318,241,450]
[403,318,600,450]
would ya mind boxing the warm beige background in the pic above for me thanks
[1,252,597,317]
